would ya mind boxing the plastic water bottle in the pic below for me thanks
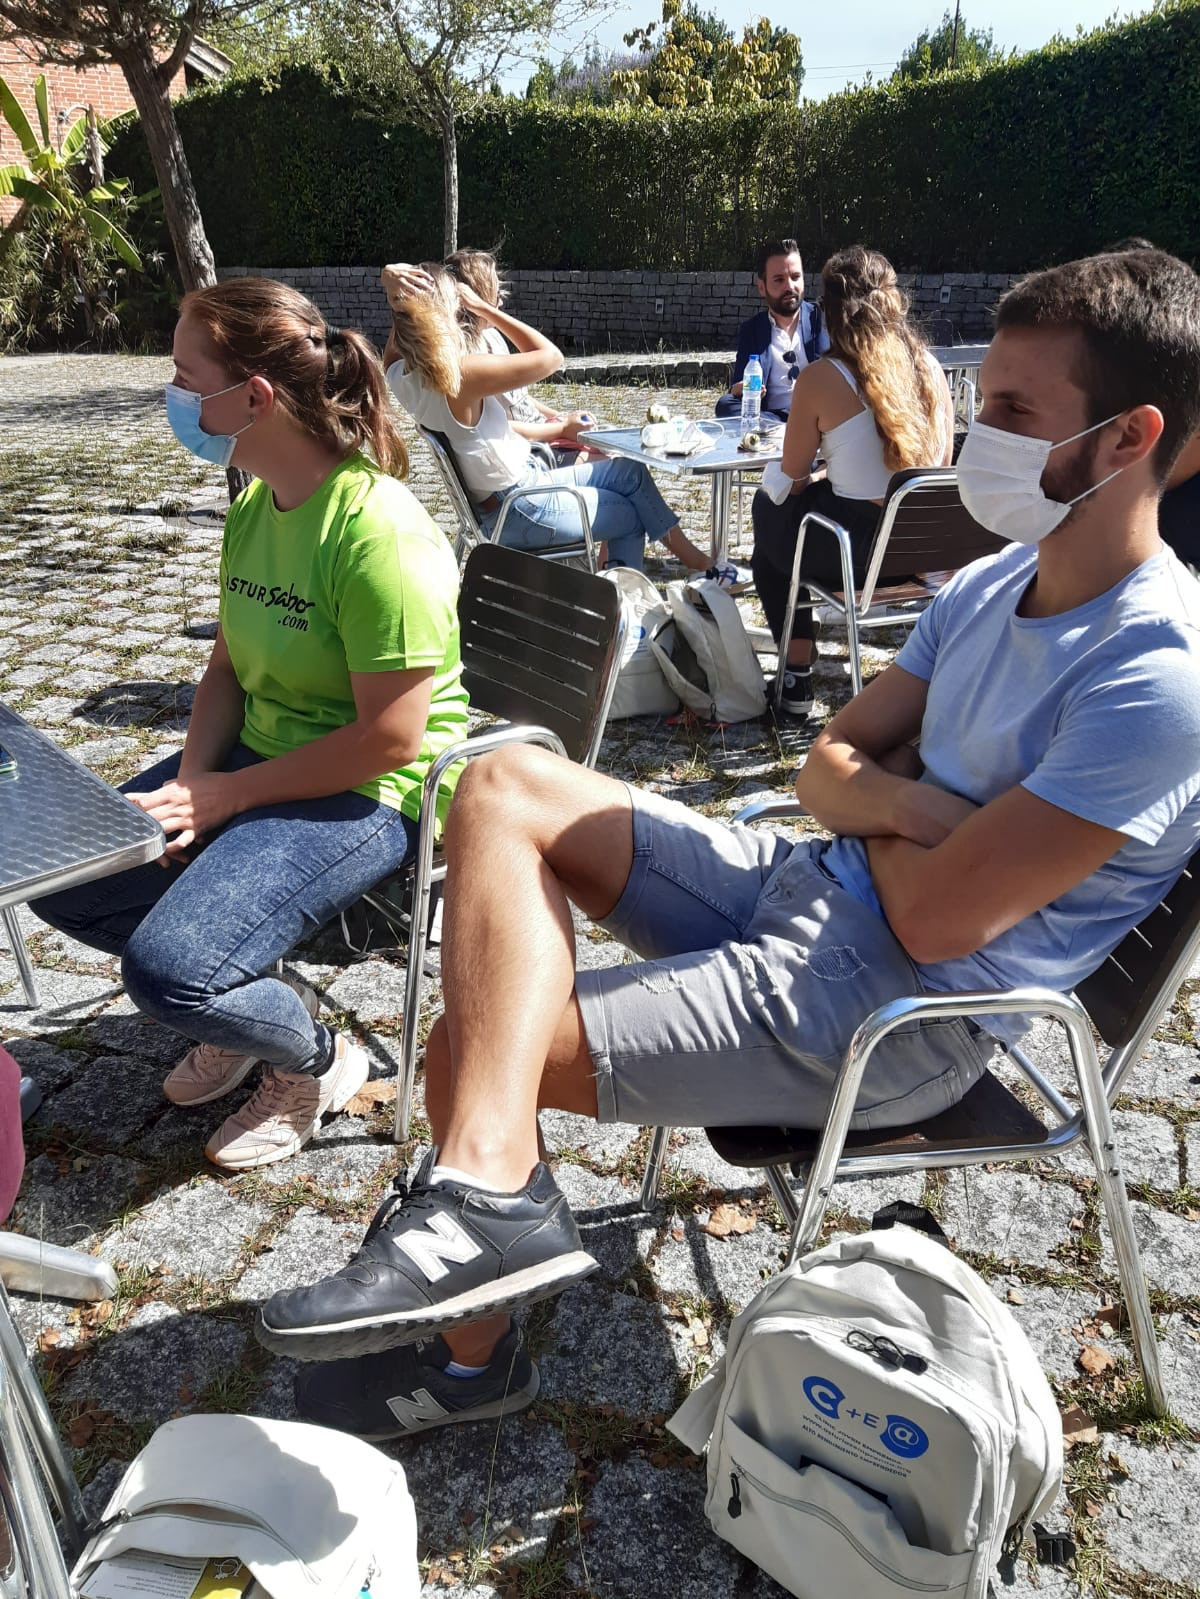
[740,354,763,435]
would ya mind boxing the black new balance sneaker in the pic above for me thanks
[294,1324,539,1440]
[256,1155,596,1360]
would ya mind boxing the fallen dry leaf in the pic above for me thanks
[1095,1303,1123,1331]
[1061,1403,1098,1448]
[1084,1498,1104,1518]
[67,1413,96,1447]
[671,1226,685,1242]
[36,1329,61,1351]
[1006,1287,1025,1305]
[1079,1344,1117,1377]
[703,1203,756,1239]
[342,1080,397,1116]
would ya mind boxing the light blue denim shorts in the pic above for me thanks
[576,786,991,1131]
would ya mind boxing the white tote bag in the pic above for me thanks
[600,566,681,718]
[72,1413,419,1599]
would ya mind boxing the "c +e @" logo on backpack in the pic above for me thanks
[802,1375,930,1460]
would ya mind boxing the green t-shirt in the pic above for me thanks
[218,452,468,827]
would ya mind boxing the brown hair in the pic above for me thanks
[444,247,505,351]
[820,247,944,473]
[755,237,800,280]
[180,277,407,477]
[388,266,466,397]
[996,247,1200,480]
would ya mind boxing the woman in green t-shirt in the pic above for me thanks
[35,278,468,1171]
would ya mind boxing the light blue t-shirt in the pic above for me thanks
[823,542,1200,1038]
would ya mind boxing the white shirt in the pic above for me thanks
[763,317,809,414]
[387,361,530,499]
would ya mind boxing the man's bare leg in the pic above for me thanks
[257,745,642,1360]
[432,745,637,1190]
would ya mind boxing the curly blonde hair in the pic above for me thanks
[820,247,944,472]
[388,265,466,397]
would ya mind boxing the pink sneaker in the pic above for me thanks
[204,1033,370,1171]
[162,976,319,1107]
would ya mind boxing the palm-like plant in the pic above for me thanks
[0,72,141,336]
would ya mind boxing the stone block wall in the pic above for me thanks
[218,265,1023,354]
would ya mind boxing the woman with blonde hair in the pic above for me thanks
[382,261,741,581]
[444,246,597,464]
[751,246,954,715]
[35,278,467,1171]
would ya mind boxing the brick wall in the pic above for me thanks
[0,37,186,218]
[217,265,1024,355]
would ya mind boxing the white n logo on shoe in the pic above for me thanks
[386,1386,449,1430]
[395,1213,482,1282]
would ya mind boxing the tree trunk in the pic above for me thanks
[440,109,459,256]
[116,32,215,294]
[117,36,249,500]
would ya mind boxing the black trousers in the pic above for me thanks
[750,478,882,644]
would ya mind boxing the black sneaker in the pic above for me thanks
[293,1324,539,1440]
[256,1154,596,1360]
[774,666,814,717]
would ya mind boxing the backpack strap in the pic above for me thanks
[870,1200,950,1248]
[997,1523,1076,1584]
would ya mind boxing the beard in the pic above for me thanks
[766,288,801,317]
[1040,430,1104,521]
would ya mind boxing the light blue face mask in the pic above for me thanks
[164,379,253,467]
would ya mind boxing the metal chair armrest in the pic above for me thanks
[777,510,857,710]
[493,484,597,570]
[790,985,1096,1259]
[733,797,809,826]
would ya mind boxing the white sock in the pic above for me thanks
[429,1163,506,1193]
[444,1359,489,1379]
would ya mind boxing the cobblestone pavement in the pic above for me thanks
[2,355,1199,1599]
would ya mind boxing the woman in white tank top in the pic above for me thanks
[380,262,725,580]
[750,248,954,715]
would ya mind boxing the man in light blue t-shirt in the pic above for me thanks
[261,249,1200,1437]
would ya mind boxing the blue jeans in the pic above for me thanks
[33,745,417,1073]
[481,457,680,570]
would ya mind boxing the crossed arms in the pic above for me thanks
[795,663,1127,966]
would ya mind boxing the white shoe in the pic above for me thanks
[163,976,319,1106]
[205,1033,370,1171]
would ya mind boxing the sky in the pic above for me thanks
[500,1,1157,97]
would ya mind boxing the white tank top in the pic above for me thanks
[387,362,531,499]
[820,353,946,501]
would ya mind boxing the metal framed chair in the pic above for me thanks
[384,542,626,1141]
[774,467,1005,710]
[0,1280,87,1598]
[417,425,597,572]
[640,806,1200,1418]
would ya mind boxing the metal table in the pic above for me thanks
[0,700,164,1302]
[1,701,164,1005]
[577,417,784,568]
[932,344,989,428]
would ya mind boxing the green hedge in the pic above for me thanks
[110,2,1200,272]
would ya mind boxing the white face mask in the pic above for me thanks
[957,412,1126,545]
